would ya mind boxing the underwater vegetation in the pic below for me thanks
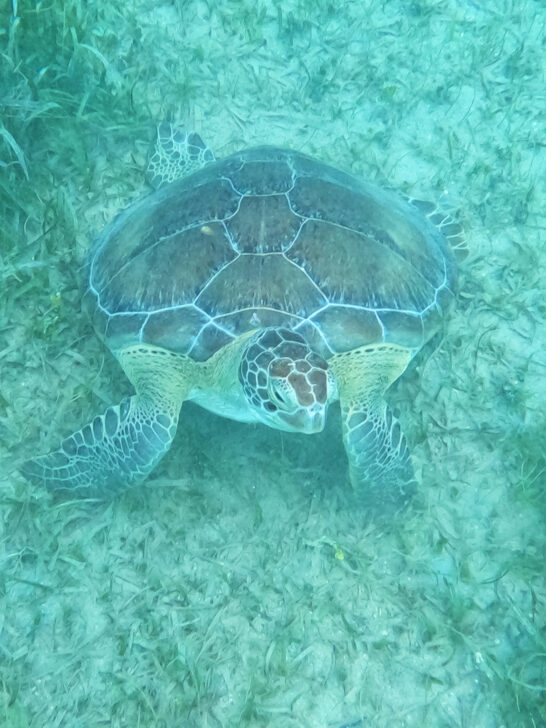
[0,0,544,726]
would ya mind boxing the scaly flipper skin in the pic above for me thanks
[146,123,215,188]
[22,346,190,497]
[330,343,417,513]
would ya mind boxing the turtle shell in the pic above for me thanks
[85,147,456,361]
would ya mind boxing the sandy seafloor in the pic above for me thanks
[0,1,545,726]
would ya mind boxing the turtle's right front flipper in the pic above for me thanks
[22,345,189,498]
[21,394,180,498]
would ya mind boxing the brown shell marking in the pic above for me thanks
[88,147,456,361]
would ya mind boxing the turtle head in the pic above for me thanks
[239,328,331,434]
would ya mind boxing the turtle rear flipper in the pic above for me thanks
[22,346,189,497]
[146,122,215,189]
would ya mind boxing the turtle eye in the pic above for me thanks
[271,384,285,405]
[270,380,298,412]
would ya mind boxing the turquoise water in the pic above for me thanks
[0,1,544,726]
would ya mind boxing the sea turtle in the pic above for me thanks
[22,124,462,512]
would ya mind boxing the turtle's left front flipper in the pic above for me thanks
[330,343,417,514]
[22,346,190,498]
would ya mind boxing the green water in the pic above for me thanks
[0,1,544,726]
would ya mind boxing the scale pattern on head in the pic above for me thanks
[238,327,329,433]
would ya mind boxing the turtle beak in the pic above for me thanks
[278,404,327,434]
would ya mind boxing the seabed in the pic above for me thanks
[0,1,544,726]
